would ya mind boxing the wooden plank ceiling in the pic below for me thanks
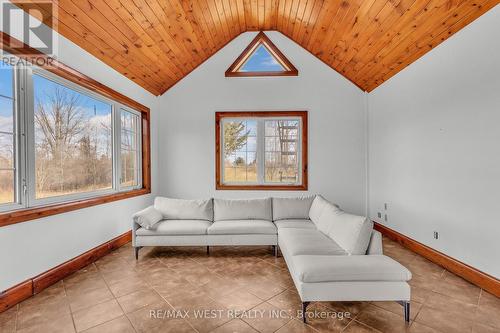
[14,0,498,95]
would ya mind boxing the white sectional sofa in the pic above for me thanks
[132,195,412,323]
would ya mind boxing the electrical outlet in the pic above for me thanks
[433,231,439,240]
[377,212,382,218]
[384,214,388,222]
[384,203,388,210]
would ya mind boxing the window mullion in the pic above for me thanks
[17,63,27,207]
[23,64,36,208]
[113,104,121,191]
[257,119,265,185]
[135,115,142,189]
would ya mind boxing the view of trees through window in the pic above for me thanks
[0,57,144,214]
[0,63,15,204]
[34,74,113,199]
[265,120,299,183]
[223,118,300,184]
[223,120,257,182]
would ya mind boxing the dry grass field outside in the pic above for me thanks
[0,179,138,206]
[0,190,12,204]
[0,186,113,206]
[224,167,298,183]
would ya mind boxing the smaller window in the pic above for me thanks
[120,108,141,189]
[239,45,285,72]
[216,111,307,190]
[225,32,298,77]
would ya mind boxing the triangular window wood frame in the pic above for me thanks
[225,32,298,77]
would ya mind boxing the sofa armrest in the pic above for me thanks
[366,230,383,255]
[132,215,141,247]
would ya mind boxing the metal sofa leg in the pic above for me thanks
[398,301,410,323]
[404,301,410,323]
[207,246,210,255]
[302,302,310,323]
[272,245,279,257]
[134,247,140,260]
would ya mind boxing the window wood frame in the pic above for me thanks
[0,32,151,227]
[225,32,298,77]
[216,111,308,191]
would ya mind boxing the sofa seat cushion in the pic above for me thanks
[208,220,277,235]
[274,219,316,229]
[292,255,412,283]
[278,228,346,256]
[136,220,211,236]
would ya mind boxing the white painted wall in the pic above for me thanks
[0,12,159,291]
[368,6,500,278]
[157,31,367,214]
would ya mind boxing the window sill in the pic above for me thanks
[0,188,150,228]
[216,184,308,191]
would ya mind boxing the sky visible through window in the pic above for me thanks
[240,44,285,72]
[33,74,112,156]
[34,75,111,118]
[0,64,14,133]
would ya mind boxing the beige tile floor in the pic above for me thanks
[1,236,498,333]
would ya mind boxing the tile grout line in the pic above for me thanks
[61,279,78,333]
[13,304,19,332]
[146,256,214,333]
[71,255,132,332]
[97,260,138,333]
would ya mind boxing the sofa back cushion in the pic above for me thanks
[315,203,343,235]
[154,197,213,221]
[272,196,315,221]
[214,198,272,221]
[308,195,339,227]
[327,212,373,255]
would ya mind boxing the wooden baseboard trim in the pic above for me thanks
[374,222,500,297]
[0,230,131,312]
[0,281,33,313]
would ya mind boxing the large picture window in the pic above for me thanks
[0,52,149,225]
[216,111,307,190]
[33,74,114,200]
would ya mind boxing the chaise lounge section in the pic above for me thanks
[132,195,412,323]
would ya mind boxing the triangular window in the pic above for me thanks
[226,32,298,77]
